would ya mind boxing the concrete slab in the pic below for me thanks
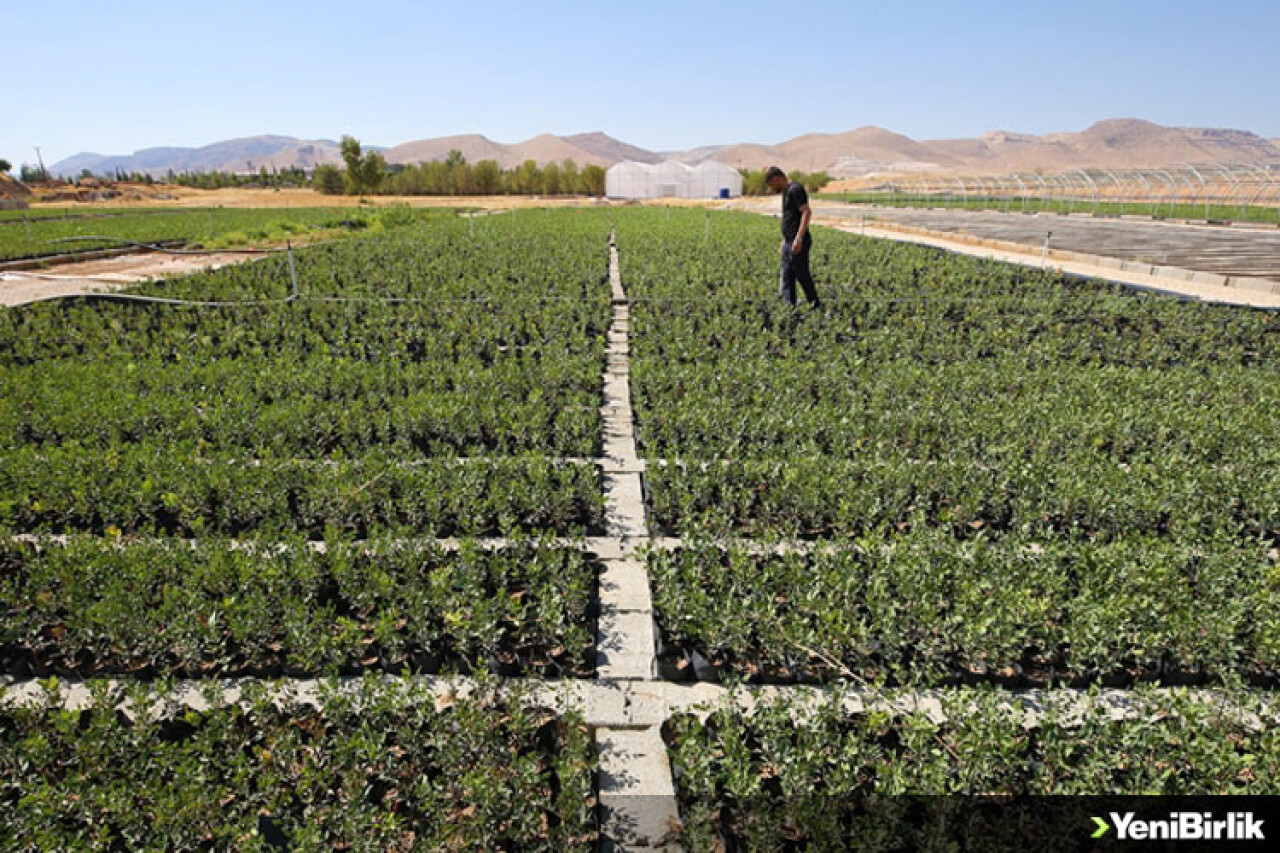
[601,438,637,466]
[597,728,683,851]
[616,683,673,727]
[603,472,648,539]
[599,457,647,475]
[599,558,654,613]
[597,610,656,680]
[588,537,626,561]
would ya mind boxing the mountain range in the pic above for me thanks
[50,119,1280,179]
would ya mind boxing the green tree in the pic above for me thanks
[0,158,11,174]
[581,164,606,196]
[542,161,562,195]
[360,152,387,193]
[340,135,364,193]
[313,164,345,195]
[19,163,47,183]
[443,149,469,193]
[740,168,767,196]
[804,171,832,193]
[561,159,580,194]
[515,159,541,194]
[340,135,385,194]
[420,161,448,194]
[473,159,501,194]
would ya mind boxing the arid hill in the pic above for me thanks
[383,132,653,169]
[50,120,1280,179]
[51,136,347,178]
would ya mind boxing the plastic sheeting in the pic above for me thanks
[606,161,742,199]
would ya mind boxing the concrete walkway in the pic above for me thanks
[594,231,682,851]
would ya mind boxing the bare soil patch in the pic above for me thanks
[0,250,256,306]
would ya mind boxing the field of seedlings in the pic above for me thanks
[2,206,1279,849]
[615,208,1280,846]
[1,209,610,849]
[0,206,430,262]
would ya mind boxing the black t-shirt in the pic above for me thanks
[781,181,812,245]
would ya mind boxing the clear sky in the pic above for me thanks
[5,0,1279,167]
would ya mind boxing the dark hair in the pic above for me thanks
[764,165,785,182]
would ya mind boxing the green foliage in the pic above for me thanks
[0,536,597,678]
[740,167,832,195]
[380,155,605,197]
[617,208,1279,545]
[1,679,598,850]
[0,206,428,262]
[667,689,1280,849]
[617,206,1279,695]
[0,447,604,538]
[0,211,613,538]
[156,165,309,190]
[339,135,386,195]
[5,203,1278,829]
[19,163,48,183]
[647,533,1279,686]
[311,163,345,194]
[473,158,502,193]
[581,163,606,196]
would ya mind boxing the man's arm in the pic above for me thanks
[792,202,811,254]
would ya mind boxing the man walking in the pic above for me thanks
[766,165,821,309]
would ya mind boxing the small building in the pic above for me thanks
[606,160,742,200]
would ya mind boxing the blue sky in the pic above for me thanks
[5,0,1278,167]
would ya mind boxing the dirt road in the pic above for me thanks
[0,250,260,307]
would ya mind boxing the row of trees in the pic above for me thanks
[313,137,608,197]
[3,139,832,198]
[740,167,833,196]
[0,156,298,189]
[169,166,309,190]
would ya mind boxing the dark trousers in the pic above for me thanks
[779,242,820,307]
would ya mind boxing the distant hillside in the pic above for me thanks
[673,119,1280,176]
[51,136,347,177]
[382,132,654,169]
[562,132,661,165]
[919,119,1280,176]
[51,120,1280,180]
[673,126,955,173]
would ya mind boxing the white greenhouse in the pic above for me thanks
[605,161,742,200]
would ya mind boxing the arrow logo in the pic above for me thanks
[1092,816,1111,839]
